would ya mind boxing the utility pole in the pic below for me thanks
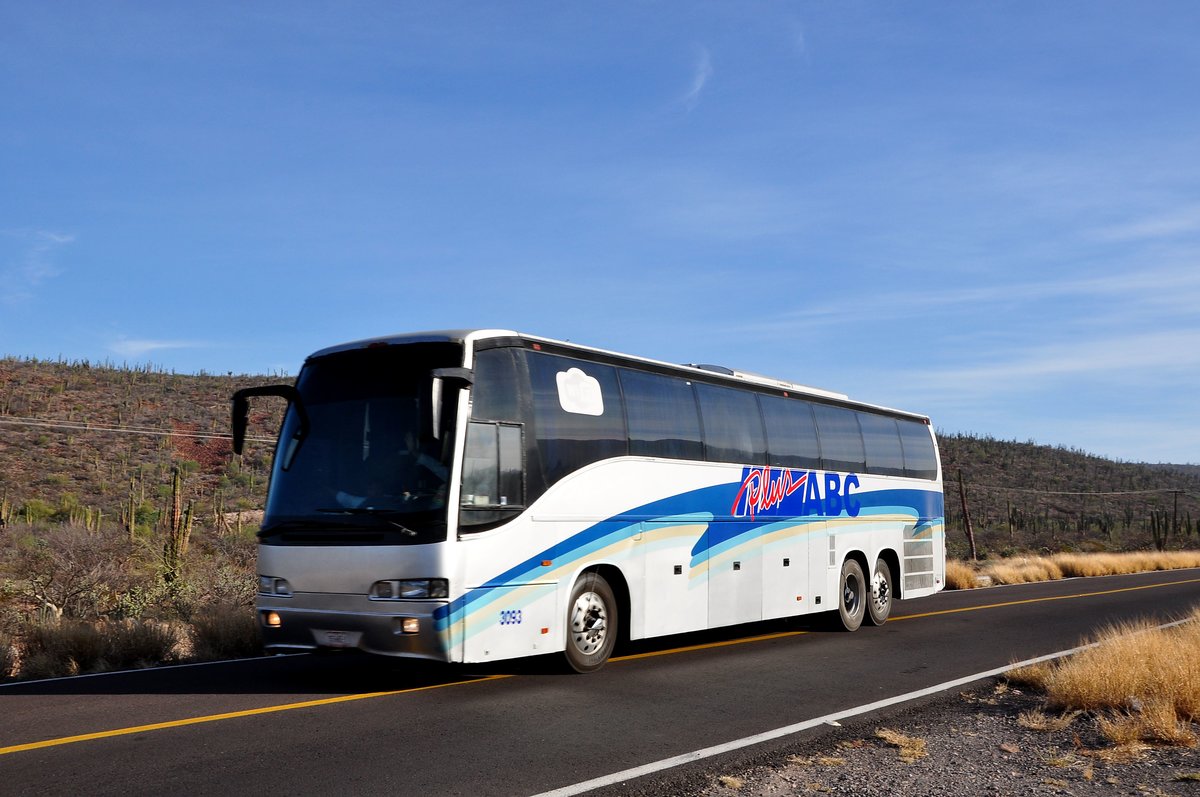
[958,469,978,561]
[1173,490,1180,540]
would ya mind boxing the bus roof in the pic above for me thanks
[305,329,930,423]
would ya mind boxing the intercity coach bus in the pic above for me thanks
[233,330,945,672]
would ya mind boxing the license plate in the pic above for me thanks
[315,629,360,648]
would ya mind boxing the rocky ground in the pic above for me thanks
[679,682,1200,797]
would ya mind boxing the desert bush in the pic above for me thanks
[0,632,17,679]
[189,605,260,661]
[18,618,182,679]
[1006,607,1200,747]
[944,560,978,590]
[987,557,1064,585]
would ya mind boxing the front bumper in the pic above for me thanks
[258,592,452,662]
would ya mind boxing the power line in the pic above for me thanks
[0,415,275,444]
[963,482,1191,498]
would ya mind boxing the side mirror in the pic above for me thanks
[231,384,305,455]
[428,367,473,440]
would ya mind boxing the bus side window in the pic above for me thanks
[621,369,703,461]
[813,404,866,473]
[758,394,821,470]
[898,419,938,480]
[525,351,626,488]
[696,383,766,464]
[460,421,525,528]
[859,412,906,477]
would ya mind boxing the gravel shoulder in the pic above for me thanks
[661,681,1200,797]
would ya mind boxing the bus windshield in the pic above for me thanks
[261,342,461,544]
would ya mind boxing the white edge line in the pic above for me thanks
[531,617,1195,797]
[0,653,307,689]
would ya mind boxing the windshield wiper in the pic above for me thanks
[316,508,418,536]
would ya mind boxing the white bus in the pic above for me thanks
[234,330,944,672]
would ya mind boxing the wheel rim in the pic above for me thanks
[570,590,609,655]
[843,572,862,617]
[871,571,890,614]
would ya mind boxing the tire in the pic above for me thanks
[836,559,866,632]
[564,572,617,673]
[867,557,893,626]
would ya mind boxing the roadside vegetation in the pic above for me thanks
[945,550,1200,590]
[1008,607,1200,749]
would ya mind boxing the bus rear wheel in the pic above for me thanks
[564,572,617,673]
[867,557,893,626]
[836,559,866,632]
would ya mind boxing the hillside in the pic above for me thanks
[0,357,283,536]
[1,356,1198,558]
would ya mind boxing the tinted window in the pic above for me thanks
[898,419,938,480]
[526,351,626,486]
[758,395,822,470]
[696,383,766,464]
[621,369,703,460]
[471,348,523,423]
[813,404,865,472]
[858,413,905,477]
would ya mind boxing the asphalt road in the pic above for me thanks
[3,569,1198,796]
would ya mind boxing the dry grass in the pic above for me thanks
[189,604,261,661]
[944,559,977,590]
[1006,607,1200,747]
[987,557,1064,585]
[875,728,928,762]
[946,550,1200,590]
[1017,709,1081,732]
[18,619,182,679]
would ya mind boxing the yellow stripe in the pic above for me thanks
[3,574,1197,756]
[891,576,1200,622]
[0,675,509,756]
[612,629,807,662]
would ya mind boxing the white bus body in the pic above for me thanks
[239,330,944,672]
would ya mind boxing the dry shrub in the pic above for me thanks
[1096,699,1197,747]
[1007,607,1200,747]
[1018,709,1081,732]
[875,728,928,762]
[18,619,181,679]
[189,604,261,661]
[1052,551,1200,579]
[1004,661,1055,691]
[986,557,1063,585]
[0,632,17,679]
[944,560,978,590]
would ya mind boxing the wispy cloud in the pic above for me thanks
[730,264,1200,336]
[1089,204,1200,242]
[912,328,1200,399]
[1,229,74,304]
[680,46,713,111]
[109,337,206,360]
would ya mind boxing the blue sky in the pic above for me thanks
[3,2,1199,464]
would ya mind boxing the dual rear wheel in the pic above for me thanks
[836,557,893,632]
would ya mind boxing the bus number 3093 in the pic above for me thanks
[499,609,523,626]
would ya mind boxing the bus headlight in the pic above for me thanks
[370,579,448,600]
[258,575,292,597]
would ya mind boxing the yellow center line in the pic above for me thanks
[4,574,1198,757]
[891,576,1200,622]
[0,675,510,756]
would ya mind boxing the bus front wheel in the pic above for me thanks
[836,559,866,632]
[564,572,617,673]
